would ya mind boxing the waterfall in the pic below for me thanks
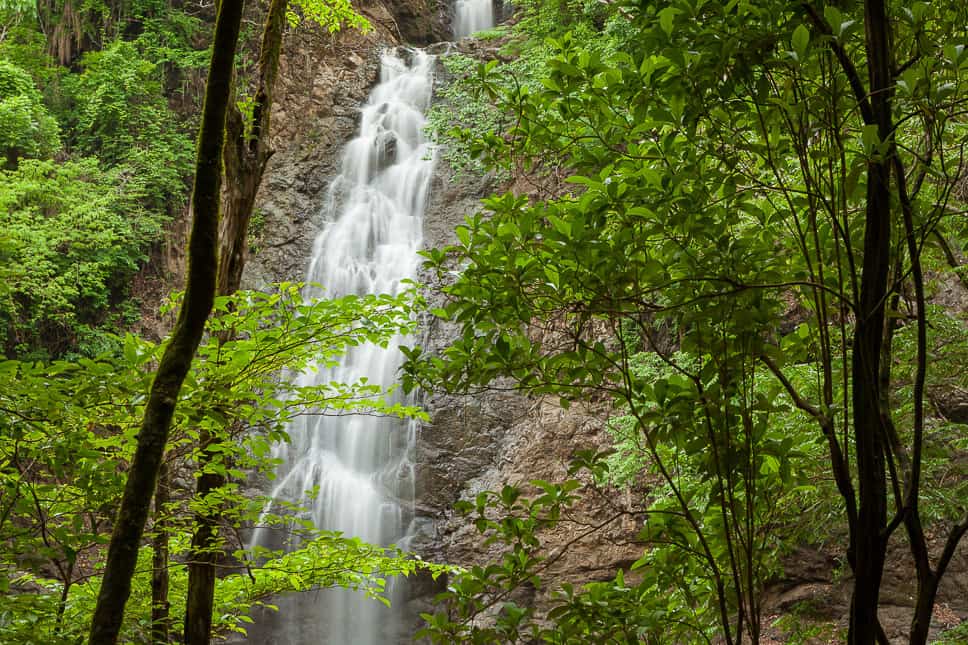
[249,48,436,645]
[454,0,494,38]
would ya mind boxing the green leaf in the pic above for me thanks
[658,7,680,38]
[791,24,809,59]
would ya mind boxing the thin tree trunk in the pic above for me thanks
[183,0,286,642]
[848,1,894,643]
[87,0,245,640]
[183,430,226,645]
[909,576,938,645]
[151,463,172,644]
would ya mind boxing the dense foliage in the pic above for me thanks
[415,0,968,643]
[0,59,59,165]
[0,285,441,642]
[0,0,202,359]
[0,158,171,356]
[2,0,967,640]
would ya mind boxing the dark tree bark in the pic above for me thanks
[182,425,227,645]
[805,3,968,641]
[182,0,287,642]
[87,0,245,641]
[151,464,172,644]
[216,0,287,297]
[848,1,893,643]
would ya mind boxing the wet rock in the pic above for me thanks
[243,28,384,289]
[388,0,449,44]
[242,0,449,289]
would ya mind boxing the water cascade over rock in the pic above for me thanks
[250,49,436,645]
[453,0,494,38]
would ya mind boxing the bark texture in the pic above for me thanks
[849,1,893,643]
[151,465,172,644]
[87,0,244,640]
[182,0,287,641]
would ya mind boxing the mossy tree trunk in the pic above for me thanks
[182,0,287,642]
[87,0,245,641]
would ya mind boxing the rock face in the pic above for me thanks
[242,0,447,289]
[243,29,376,288]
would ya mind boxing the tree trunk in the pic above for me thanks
[909,575,938,645]
[216,0,286,296]
[848,1,894,643]
[183,433,226,645]
[87,0,244,640]
[182,0,286,642]
[151,464,172,644]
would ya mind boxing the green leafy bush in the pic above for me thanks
[0,20,57,84]
[427,52,549,180]
[61,40,194,192]
[0,59,59,166]
[0,34,199,358]
[0,158,168,357]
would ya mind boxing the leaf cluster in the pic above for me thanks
[0,59,59,163]
[0,283,432,641]
[0,158,169,358]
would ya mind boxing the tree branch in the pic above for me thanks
[801,2,875,124]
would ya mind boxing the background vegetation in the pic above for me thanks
[0,0,203,359]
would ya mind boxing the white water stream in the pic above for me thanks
[252,4,497,641]
[250,49,436,645]
[454,0,494,38]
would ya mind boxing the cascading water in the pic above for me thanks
[453,0,494,38]
[250,49,436,645]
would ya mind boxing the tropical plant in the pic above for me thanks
[60,40,195,209]
[0,158,168,358]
